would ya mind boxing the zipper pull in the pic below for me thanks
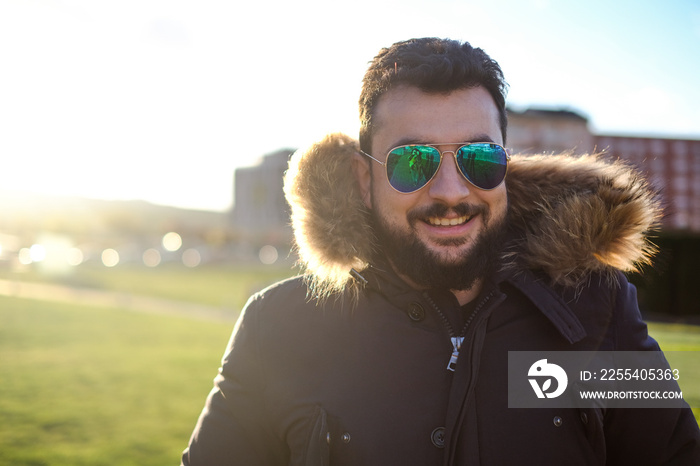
[447,337,465,372]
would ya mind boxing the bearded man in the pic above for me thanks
[182,38,700,465]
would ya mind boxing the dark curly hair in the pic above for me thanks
[359,38,508,153]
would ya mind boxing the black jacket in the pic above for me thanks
[182,266,700,465]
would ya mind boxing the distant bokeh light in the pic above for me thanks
[18,248,32,265]
[101,249,120,267]
[162,232,182,252]
[182,248,201,268]
[258,245,278,265]
[30,244,47,263]
[142,248,161,267]
[66,248,84,266]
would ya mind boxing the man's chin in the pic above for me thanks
[421,243,474,265]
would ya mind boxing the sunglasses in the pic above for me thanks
[360,142,510,193]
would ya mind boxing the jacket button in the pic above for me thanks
[408,302,425,322]
[553,416,563,427]
[341,432,351,443]
[580,412,588,425]
[431,427,445,448]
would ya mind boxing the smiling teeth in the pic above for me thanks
[428,215,470,226]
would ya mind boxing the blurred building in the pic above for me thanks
[231,148,294,243]
[595,136,700,233]
[507,108,594,155]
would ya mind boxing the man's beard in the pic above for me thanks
[371,202,508,291]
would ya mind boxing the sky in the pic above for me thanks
[1,0,699,212]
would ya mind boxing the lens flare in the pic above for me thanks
[142,248,161,267]
[259,245,278,265]
[102,249,120,267]
[66,248,84,266]
[182,248,201,267]
[162,232,182,252]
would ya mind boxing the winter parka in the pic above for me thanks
[182,134,700,465]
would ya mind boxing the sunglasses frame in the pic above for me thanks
[360,142,510,194]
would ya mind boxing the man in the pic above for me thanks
[182,38,700,465]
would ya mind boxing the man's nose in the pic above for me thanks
[427,151,471,203]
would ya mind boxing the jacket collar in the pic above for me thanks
[354,260,587,345]
[502,269,587,344]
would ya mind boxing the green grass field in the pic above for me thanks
[0,262,296,310]
[0,264,698,465]
[646,322,700,421]
[0,264,293,466]
[0,296,232,465]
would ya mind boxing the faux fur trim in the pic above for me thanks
[503,153,661,286]
[284,133,662,296]
[284,134,375,295]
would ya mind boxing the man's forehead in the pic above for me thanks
[371,85,502,149]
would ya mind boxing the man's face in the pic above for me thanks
[357,85,509,291]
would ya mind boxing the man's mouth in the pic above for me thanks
[426,215,473,227]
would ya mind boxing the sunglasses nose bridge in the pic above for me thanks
[437,149,465,181]
[426,148,473,198]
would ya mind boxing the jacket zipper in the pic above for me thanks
[444,290,506,466]
[424,291,495,371]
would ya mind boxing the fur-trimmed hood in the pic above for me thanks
[283,133,662,295]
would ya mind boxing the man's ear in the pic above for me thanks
[352,151,372,209]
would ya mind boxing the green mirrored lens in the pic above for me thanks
[456,143,507,189]
[386,146,441,193]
